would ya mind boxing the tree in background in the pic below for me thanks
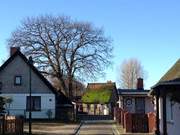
[51,77,85,97]
[118,58,147,89]
[8,15,112,98]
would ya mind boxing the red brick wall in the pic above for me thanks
[148,112,156,133]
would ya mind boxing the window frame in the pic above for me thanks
[26,96,41,112]
[14,76,22,86]
[166,95,174,123]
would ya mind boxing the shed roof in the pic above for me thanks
[118,89,150,96]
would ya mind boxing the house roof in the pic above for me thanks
[150,59,180,95]
[159,59,180,82]
[152,78,180,89]
[0,50,59,95]
[82,82,117,104]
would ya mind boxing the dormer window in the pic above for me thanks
[14,76,22,86]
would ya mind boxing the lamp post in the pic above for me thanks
[28,56,33,135]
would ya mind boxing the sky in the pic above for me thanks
[0,0,180,89]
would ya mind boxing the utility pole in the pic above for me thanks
[29,56,33,135]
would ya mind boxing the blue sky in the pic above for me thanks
[0,0,180,89]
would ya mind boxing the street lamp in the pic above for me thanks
[28,56,33,135]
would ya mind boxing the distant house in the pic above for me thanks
[118,78,154,114]
[80,82,118,116]
[0,47,70,119]
[150,59,180,135]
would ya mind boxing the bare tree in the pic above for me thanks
[7,15,112,98]
[118,58,146,89]
[51,77,85,97]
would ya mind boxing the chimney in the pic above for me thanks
[137,78,144,90]
[10,47,20,56]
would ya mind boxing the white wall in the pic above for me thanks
[159,97,163,134]
[166,96,180,135]
[158,95,180,135]
[119,96,154,113]
[122,97,135,113]
[145,97,154,113]
[1,93,55,119]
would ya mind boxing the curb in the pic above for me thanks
[74,121,83,135]
[112,124,120,135]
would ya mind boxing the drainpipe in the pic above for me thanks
[162,91,167,135]
[29,56,33,135]
[155,90,160,135]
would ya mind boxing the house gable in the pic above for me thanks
[0,51,57,94]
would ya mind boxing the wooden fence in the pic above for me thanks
[131,113,148,132]
[0,115,24,135]
[56,106,74,121]
[114,107,156,133]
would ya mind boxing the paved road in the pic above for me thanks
[24,121,121,135]
[24,122,80,135]
[76,121,120,135]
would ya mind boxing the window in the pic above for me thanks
[14,76,22,85]
[26,96,41,111]
[170,101,174,121]
[0,82,2,90]
[166,96,174,122]
[135,97,145,113]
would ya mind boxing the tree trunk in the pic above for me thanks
[68,75,73,99]
[58,75,68,96]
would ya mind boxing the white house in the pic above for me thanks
[150,59,180,135]
[0,47,59,119]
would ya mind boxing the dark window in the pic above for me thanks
[135,97,145,113]
[14,76,22,85]
[0,82,2,90]
[26,96,41,111]
[170,102,173,120]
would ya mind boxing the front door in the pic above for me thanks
[135,97,145,113]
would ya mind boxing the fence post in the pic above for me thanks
[148,112,156,133]
[114,107,116,121]
[122,110,126,128]
[2,115,5,135]
[119,108,123,124]
[124,112,132,132]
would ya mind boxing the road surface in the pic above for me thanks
[76,121,120,135]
